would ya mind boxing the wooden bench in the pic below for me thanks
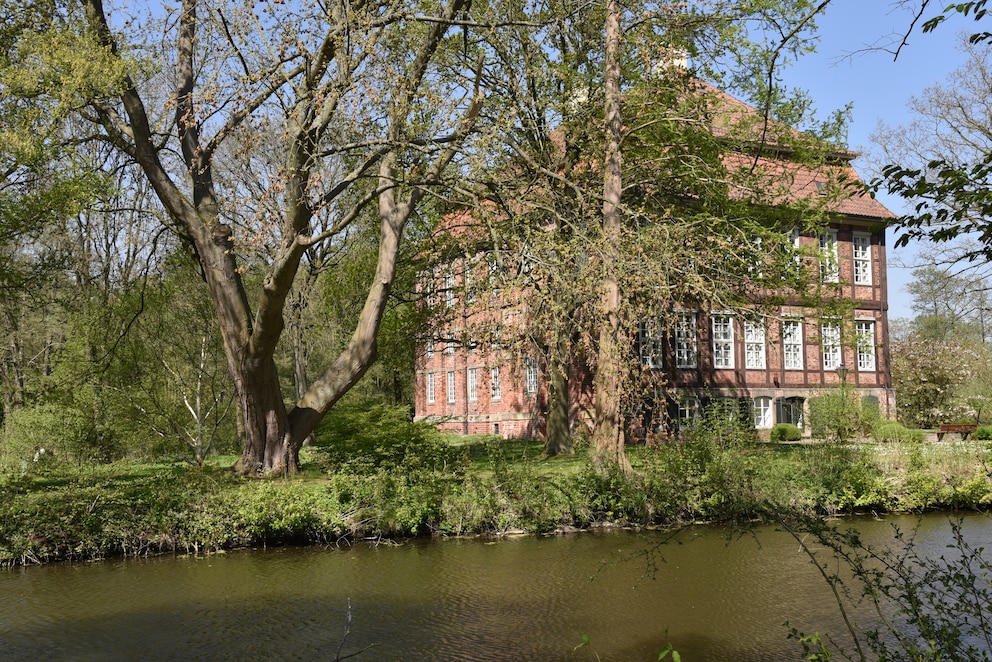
[938,423,978,441]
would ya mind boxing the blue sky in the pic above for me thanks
[777,1,971,320]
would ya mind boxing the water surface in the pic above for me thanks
[1,514,988,660]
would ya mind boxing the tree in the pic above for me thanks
[51,0,489,474]
[876,15,992,271]
[890,332,974,428]
[0,0,123,289]
[591,0,628,470]
[436,0,850,468]
[904,265,990,341]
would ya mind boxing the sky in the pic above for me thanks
[775,1,973,321]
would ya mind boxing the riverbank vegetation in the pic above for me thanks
[3,402,991,568]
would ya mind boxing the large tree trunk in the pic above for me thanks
[544,329,574,456]
[234,356,296,474]
[83,0,481,477]
[591,0,632,474]
[545,358,572,455]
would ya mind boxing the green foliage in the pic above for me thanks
[770,423,803,443]
[787,516,992,662]
[311,401,462,475]
[891,332,976,428]
[809,390,875,442]
[7,434,992,566]
[873,420,917,443]
[0,402,123,470]
[976,425,992,440]
[0,6,129,287]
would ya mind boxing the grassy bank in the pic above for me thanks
[3,432,992,568]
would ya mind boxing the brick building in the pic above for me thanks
[414,96,897,439]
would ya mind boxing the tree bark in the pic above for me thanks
[544,329,573,456]
[82,0,481,475]
[591,0,632,473]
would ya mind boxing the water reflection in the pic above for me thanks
[1,514,988,661]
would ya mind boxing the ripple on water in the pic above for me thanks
[1,515,985,661]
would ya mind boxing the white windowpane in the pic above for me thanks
[639,320,663,368]
[525,358,538,394]
[426,372,435,404]
[853,234,872,285]
[445,273,455,308]
[857,321,876,371]
[752,397,772,429]
[468,368,478,402]
[821,322,841,370]
[446,371,456,404]
[677,397,699,427]
[819,230,839,283]
[465,266,476,304]
[712,315,734,369]
[784,320,804,370]
[744,321,766,369]
[675,312,697,368]
[490,366,501,400]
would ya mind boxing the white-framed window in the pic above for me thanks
[744,321,766,370]
[445,273,456,308]
[856,320,876,371]
[444,336,455,355]
[426,372,435,404]
[487,254,500,299]
[639,320,663,368]
[819,229,839,283]
[677,396,700,428]
[524,357,538,395]
[752,396,773,429]
[783,319,804,370]
[821,321,842,370]
[712,314,735,369]
[675,311,698,368]
[467,368,478,402]
[747,236,764,278]
[465,264,476,304]
[853,233,872,285]
[490,366,502,400]
[426,338,434,359]
[446,371,456,404]
[789,227,803,270]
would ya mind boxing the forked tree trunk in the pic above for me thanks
[83,0,481,477]
[591,0,632,474]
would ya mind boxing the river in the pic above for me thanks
[1,513,989,661]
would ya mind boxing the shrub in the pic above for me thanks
[809,391,872,442]
[873,420,911,443]
[770,423,802,443]
[976,425,992,441]
[310,401,462,475]
[872,421,929,444]
[0,403,123,471]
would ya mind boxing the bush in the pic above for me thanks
[310,401,463,475]
[975,425,992,441]
[874,420,911,443]
[770,423,802,443]
[872,421,929,444]
[809,391,875,442]
[0,403,123,471]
